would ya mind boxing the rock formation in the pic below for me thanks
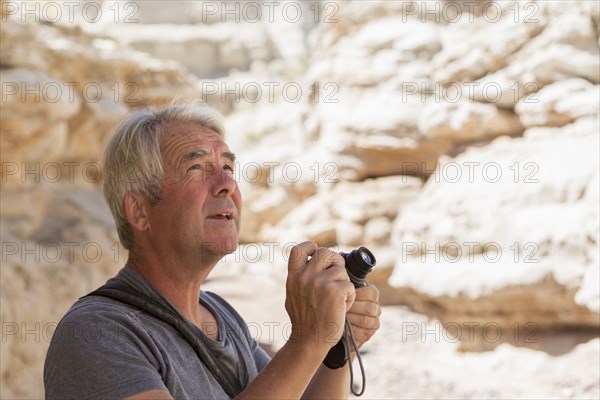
[1,0,598,398]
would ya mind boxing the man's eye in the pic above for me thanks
[223,164,234,172]
[187,164,201,172]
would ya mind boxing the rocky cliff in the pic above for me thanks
[1,0,598,398]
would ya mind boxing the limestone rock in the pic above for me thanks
[473,2,599,109]
[239,185,298,244]
[260,189,335,245]
[523,116,600,140]
[125,54,200,105]
[360,307,600,398]
[312,87,451,180]
[329,177,422,224]
[66,97,129,160]
[264,176,422,246]
[106,23,274,78]
[431,6,545,84]
[105,0,203,25]
[0,186,49,238]
[323,17,441,87]
[516,79,600,128]
[0,187,122,400]
[0,16,201,167]
[335,220,364,247]
[0,69,81,163]
[390,129,599,341]
[419,100,524,142]
[329,0,499,28]
[364,216,394,246]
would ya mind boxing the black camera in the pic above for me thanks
[323,247,376,369]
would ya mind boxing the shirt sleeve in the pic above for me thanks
[44,301,168,400]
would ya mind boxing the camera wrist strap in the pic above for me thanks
[344,318,367,396]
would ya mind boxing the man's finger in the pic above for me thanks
[348,299,380,317]
[307,248,345,272]
[320,264,351,283]
[288,241,318,272]
[354,284,380,302]
[347,312,380,330]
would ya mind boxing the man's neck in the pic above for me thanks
[126,249,219,326]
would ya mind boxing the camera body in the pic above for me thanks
[323,247,376,369]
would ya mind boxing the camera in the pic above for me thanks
[323,246,376,369]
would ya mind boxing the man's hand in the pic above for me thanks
[346,284,381,349]
[285,241,356,352]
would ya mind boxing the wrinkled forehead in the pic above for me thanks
[160,121,228,165]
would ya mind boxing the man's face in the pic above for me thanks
[145,122,241,262]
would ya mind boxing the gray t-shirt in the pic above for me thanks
[44,266,271,399]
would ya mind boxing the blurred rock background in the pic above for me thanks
[1,0,598,398]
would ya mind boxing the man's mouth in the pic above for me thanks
[209,213,233,220]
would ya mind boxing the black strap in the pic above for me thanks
[82,284,243,399]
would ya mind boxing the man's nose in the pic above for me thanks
[210,166,237,197]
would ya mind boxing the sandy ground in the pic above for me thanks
[204,263,600,399]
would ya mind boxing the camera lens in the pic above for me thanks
[341,247,376,288]
[360,249,373,266]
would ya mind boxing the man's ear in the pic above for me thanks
[123,193,151,232]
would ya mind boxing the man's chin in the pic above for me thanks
[222,241,239,255]
[199,240,239,259]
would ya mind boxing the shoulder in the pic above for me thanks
[58,295,148,330]
[47,295,162,356]
[44,296,168,399]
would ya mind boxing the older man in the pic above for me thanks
[44,101,381,399]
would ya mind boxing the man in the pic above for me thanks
[44,101,381,399]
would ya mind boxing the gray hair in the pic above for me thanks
[101,100,225,251]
